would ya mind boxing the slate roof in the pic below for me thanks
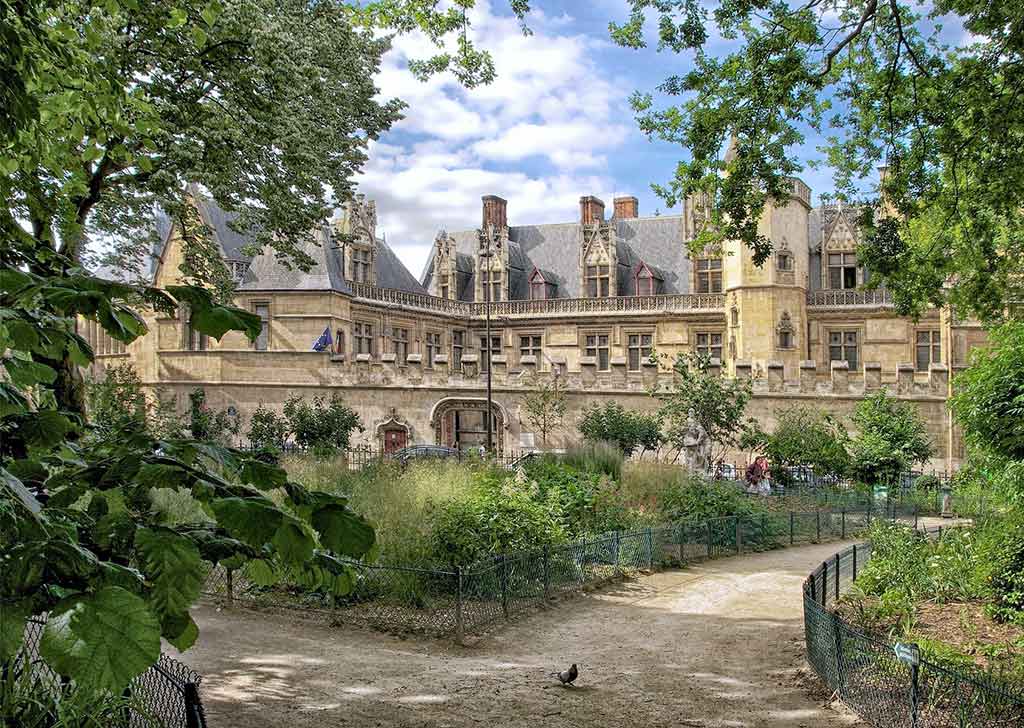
[421,214,693,301]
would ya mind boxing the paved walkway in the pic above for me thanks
[173,541,865,727]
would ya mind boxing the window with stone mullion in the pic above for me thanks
[479,335,501,372]
[696,258,722,293]
[695,332,722,360]
[354,322,374,356]
[828,253,857,289]
[586,264,611,298]
[519,335,542,362]
[916,330,941,371]
[627,333,652,370]
[585,333,610,370]
[392,328,409,364]
[425,332,441,368]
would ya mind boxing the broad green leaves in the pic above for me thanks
[135,527,203,618]
[211,496,283,547]
[0,602,29,661]
[40,587,161,692]
[312,504,375,559]
[168,285,261,341]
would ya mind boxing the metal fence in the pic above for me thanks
[802,527,1024,727]
[204,506,887,642]
[12,617,207,728]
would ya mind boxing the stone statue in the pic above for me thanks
[680,409,712,475]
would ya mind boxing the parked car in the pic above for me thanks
[386,445,459,466]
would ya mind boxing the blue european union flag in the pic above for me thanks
[312,326,333,352]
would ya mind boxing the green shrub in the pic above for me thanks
[283,393,362,456]
[977,507,1024,623]
[914,474,940,491]
[247,403,289,451]
[559,440,624,480]
[577,402,661,456]
[658,476,766,523]
[187,388,239,445]
[428,471,565,564]
[849,391,934,484]
[85,363,149,436]
[743,406,850,483]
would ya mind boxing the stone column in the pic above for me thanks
[610,356,628,388]
[381,352,397,384]
[406,353,423,384]
[897,362,915,394]
[432,353,449,384]
[461,353,479,380]
[490,354,508,385]
[580,356,597,388]
[641,359,659,389]
[864,361,882,391]
[356,353,372,383]
[767,360,784,392]
[799,360,817,393]
[928,362,949,396]
[830,360,849,393]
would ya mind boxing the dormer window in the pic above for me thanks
[634,262,662,296]
[481,269,501,302]
[529,268,555,300]
[828,253,857,289]
[586,264,611,298]
[351,248,372,283]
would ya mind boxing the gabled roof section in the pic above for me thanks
[374,237,429,294]
[240,223,348,292]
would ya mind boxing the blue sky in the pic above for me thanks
[358,0,847,278]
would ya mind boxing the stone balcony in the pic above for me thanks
[806,288,894,309]
[349,282,726,320]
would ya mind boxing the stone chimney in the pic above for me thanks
[579,195,605,225]
[613,196,638,220]
[481,195,507,229]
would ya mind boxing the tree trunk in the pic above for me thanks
[48,352,88,422]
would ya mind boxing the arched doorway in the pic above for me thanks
[375,409,410,454]
[429,397,507,454]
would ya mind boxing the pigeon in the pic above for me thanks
[551,663,579,686]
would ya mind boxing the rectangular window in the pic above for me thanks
[452,330,465,368]
[481,269,501,302]
[695,332,723,360]
[519,334,542,362]
[778,330,793,350]
[425,332,441,369]
[627,333,653,371]
[479,335,501,372]
[829,330,859,370]
[828,253,858,289]
[354,322,374,356]
[696,258,723,293]
[392,327,409,364]
[352,248,372,283]
[184,306,208,351]
[440,274,450,300]
[230,261,248,284]
[916,330,941,371]
[253,303,269,351]
[585,265,611,298]
[530,280,545,300]
[777,252,792,271]
[585,333,611,371]
[636,274,656,296]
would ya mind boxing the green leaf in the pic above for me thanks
[7,320,40,352]
[137,463,190,489]
[21,410,76,449]
[211,497,283,547]
[1,467,42,515]
[201,1,221,27]
[191,26,208,47]
[246,559,276,587]
[0,601,28,661]
[167,7,187,28]
[0,268,33,294]
[162,613,198,651]
[272,519,315,564]
[135,527,203,618]
[97,300,147,343]
[3,358,58,388]
[312,504,375,558]
[167,285,261,341]
[239,458,288,490]
[0,382,29,417]
[40,587,161,691]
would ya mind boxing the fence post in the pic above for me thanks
[184,682,207,728]
[831,614,846,695]
[542,546,550,599]
[761,513,767,545]
[821,560,828,607]
[816,511,821,542]
[835,553,841,600]
[455,566,464,644]
[735,517,742,555]
[677,523,685,565]
[500,554,510,620]
[914,505,919,530]
[706,521,713,559]
[226,568,234,606]
[909,661,920,728]
[841,510,846,539]
[646,527,654,569]
[613,531,621,576]
[790,511,795,545]
[852,544,858,582]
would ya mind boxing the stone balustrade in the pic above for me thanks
[806,288,894,308]
[349,282,725,319]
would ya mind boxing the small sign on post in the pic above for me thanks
[894,642,920,666]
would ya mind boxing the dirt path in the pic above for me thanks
[173,541,866,728]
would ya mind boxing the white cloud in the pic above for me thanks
[360,0,634,279]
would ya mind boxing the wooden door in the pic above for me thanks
[384,429,407,453]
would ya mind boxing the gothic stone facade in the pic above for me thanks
[89,183,986,468]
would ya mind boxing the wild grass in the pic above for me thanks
[559,440,624,480]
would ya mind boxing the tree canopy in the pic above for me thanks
[610,0,1024,322]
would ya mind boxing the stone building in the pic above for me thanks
[89,177,986,469]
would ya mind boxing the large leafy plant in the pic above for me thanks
[0,266,375,694]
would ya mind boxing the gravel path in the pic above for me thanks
[173,541,865,728]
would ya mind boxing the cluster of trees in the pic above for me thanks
[249,395,363,456]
